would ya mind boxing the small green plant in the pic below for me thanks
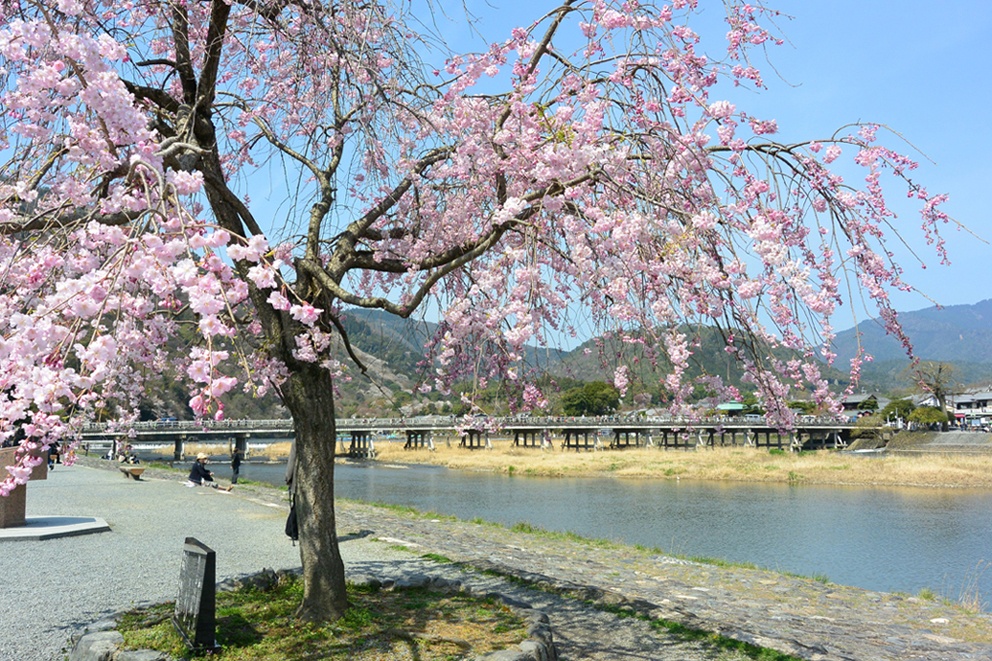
[684,555,761,571]
[768,448,786,456]
[422,552,453,564]
[956,561,988,612]
[917,587,937,601]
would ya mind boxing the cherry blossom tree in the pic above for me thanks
[0,0,955,620]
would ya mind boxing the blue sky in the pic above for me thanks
[438,1,992,318]
[743,1,992,315]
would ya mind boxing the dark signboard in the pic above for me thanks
[172,537,219,652]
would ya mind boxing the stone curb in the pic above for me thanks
[68,567,558,661]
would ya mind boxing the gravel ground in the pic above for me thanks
[1,463,412,661]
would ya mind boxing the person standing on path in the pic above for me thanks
[231,447,243,484]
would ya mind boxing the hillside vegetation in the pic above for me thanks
[160,301,992,420]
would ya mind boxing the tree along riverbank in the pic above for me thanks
[226,431,992,490]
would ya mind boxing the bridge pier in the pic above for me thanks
[833,430,847,449]
[661,430,692,450]
[405,430,434,450]
[229,435,249,459]
[173,436,186,462]
[610,429,643,449]
[752,430,784,450]
[460,429,488,450]
[562,428,598,451]
[720,430,742,446]
[348,430,376,459]
[512,429,543,448]
[790,432,803,452]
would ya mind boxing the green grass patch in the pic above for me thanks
[683,555,762,571]
[118,575,526,660]
[508,521,618,548]
[364,501,456,521]
[649,615,802,661]
[421,552,453,564]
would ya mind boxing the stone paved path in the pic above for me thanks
[330,500,992,661]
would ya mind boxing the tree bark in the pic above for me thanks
[280,361,348,621]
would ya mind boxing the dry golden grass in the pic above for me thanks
[369,439,992,489]
[181,434,992,489]
[180,441,294,461]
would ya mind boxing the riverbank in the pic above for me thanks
[362,431,992,489]
[46,459,992,661]
[179,431,992,490]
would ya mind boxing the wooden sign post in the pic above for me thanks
[172,537,219,653]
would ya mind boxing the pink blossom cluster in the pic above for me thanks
[0,0,957,491]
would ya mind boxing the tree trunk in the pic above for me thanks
[280,361,348,621]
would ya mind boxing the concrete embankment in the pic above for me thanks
[882,430,992,455]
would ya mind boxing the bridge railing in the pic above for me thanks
[81,413,851,435]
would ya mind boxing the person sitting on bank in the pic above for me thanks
[186,453,233,491]
[117,444,140,464]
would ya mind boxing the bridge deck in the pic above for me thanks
[78,416,852,455]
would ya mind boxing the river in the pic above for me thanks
[161,451,992,610]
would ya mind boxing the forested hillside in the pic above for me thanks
[164,300,992,420]
[832,299,992,391]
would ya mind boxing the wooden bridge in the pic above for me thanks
[79,414,855,460]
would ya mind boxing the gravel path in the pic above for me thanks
[1,464,406,661]
[6,461,992,661]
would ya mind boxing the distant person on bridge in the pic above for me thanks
[186,453,233,491]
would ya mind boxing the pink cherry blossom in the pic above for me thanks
[0,0,960,619]
[290,304,322,326]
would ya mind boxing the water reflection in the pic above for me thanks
[162,454,992,610]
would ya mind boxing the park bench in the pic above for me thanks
[118,465,146,480]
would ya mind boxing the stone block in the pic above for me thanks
[0,483,26,528]
[1,445,48,528]
[68,630,123,661]
[0,445,48,481]
[115,650,171,661]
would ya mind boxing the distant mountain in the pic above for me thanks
[833,299,992,363]
[339,311,855,406]
[832,299,992,390]
[340,307,569,375]
[212,300,992,419]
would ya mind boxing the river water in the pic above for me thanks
[169,451,992,610]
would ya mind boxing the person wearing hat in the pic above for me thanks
[187,453,233,491]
